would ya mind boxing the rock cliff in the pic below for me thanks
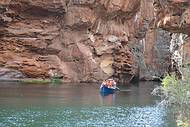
[0,0,189,83]
[153,0,190,78]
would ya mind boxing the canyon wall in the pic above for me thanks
[153,0,190,78]
[0,0,189,83]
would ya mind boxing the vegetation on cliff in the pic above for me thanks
[152,66,190,127]
[20,75,62,84]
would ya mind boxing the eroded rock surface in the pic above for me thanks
[0,0,189,83]
[153,0,190,79]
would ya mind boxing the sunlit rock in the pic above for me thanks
[0,0,189,82]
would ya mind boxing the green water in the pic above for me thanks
[0,81,176,127]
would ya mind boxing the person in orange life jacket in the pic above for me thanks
[101,79,116,88]
[107,80,112,88]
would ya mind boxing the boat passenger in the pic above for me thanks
[100,80,106,88]
[106,79,116,88]
[107,80,112,88]
[101,79,116,89]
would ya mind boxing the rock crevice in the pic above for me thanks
[0,0,189,83]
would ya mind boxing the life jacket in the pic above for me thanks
[102,79,116,88]
[107,80,113,87]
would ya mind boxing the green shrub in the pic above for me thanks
[20,77,62,84]
[50,76,62,84]
[153,70,190,127]
[21,79,51,84]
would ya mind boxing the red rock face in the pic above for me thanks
[183,37,190,64]
[153,0,190,78]
[0,0,189,82]
[154,0,190,34]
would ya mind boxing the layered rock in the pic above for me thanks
[0,0,189,83]
[154,0,190,34]
[153,0,190,78]
[0,67,26,79]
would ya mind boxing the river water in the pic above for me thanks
[0,81,176,127]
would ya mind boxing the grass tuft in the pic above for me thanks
[20,79,51,84]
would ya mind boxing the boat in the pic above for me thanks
[100,85,116,95]
[100,79,117,95]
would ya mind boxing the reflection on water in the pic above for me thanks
[0,81,176,127]
[99,93,116,105]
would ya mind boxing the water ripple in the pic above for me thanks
[0,106,173,127]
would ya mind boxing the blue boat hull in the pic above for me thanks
[100,86,116,94]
